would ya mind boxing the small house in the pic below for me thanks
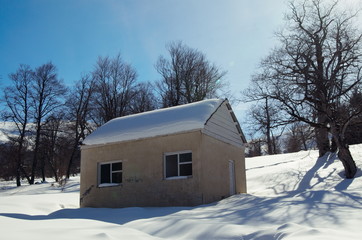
[80,99,247,207]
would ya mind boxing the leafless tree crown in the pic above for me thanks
[156,41,226,107]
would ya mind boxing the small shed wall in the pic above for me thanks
[80,131,246,208]
[80,131,204,207]
[199,134,246,203]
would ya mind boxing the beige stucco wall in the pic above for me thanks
[80,131,246,208]
[199,134,247,204]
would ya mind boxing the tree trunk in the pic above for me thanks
[30,125,41,184]
[330,123,357,179]
[266,129,273,155]
[38,151,47,183]
[20,167,31,185]
[16,147,22,187]
[338,146,357,179]
[49,162,58,182]
[49,153,59,182]
[17,141,31,186]
[265,97,273,155]
[315,102,331,157]
[16,168,21,187]
[16,133,26,186]
[41,156,46,183]
[315,126,330,157]
[331,138,338,152]
[66,144,77,179]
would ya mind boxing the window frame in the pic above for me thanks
[98,160,122,187]
[164,150,192,180]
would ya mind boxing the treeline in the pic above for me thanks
[243,0,362,179]
[0,41,228,186]
[245,94,362,158]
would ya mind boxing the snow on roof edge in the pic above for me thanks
[81,129,202,149]
[83,99,224,146]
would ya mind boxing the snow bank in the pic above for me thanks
[1,146,362,239]
[83,99,223,145]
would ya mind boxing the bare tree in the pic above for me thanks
[129,82,157,114]
[245,138,263,157]
[285,122,314,153]
[343,89,362,145]
[2,65,33,186]
[91,54,138,125]
[247,0,362,178]
[244,96,285,155]
[156,41,226,107]
[38,113,65,182]
[65,74,94,179]
[29,62,66,184]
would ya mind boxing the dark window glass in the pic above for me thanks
[180,163,192,176]
[179,153,192,163]
[100,162,122,185]
[112,172,122,183]
[165,152,192,178]
[100,164,110,184]
[166,155,178,178]
[112,162,122,171]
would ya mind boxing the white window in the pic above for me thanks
[98,161,122,187]
[164,151,192,179]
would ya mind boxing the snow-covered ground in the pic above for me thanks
[1,145,362,240]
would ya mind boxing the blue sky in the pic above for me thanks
[1,0,360,122]
[0,0,287,90]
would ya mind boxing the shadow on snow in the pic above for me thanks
[1,152,362,240]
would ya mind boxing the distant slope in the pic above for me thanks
[0,122,19,143]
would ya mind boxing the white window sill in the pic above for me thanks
[98,183,121,188]
[165,176,192,180]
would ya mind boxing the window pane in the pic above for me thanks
[166,154,178,178]
[180,152,192,163]
[100,164,110,184]
[112,162,122,171]
[112,172,122,183]
[180,163,192,176]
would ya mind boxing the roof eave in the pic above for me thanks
[81,128,203,150]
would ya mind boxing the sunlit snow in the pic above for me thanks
[1,145,362,239]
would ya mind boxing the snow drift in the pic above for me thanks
[1,145,362,239]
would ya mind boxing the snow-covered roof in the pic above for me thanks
[83,99,226,146]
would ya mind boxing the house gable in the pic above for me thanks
[202,100,246,148]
